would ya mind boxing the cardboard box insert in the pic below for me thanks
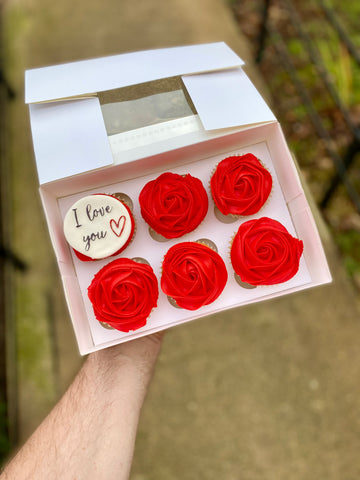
[25,43,331,354]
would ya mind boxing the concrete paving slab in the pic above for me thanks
[3,0,360,478]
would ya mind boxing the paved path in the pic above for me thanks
[3,0,360,478]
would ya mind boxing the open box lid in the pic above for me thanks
[25,42,276,184]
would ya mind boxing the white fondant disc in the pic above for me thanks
[64,194,133,259]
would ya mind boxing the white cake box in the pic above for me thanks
[25,42,331,355]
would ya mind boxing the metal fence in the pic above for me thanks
[255,0,360,212]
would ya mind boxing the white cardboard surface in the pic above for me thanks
[182,68,276,130]
[29,98,114,184]
[25,42,243,104]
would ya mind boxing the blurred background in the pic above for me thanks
[233,0,360,290]
[1,0,360,479]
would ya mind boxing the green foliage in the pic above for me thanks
[287,38,304,57]
[317,38,353,107]
[317,0,360,107]
[292,104,308,120]
[335,230,360,277]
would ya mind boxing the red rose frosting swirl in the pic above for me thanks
[161,242,228,310]
[139,172,208,239]
[88,258,158,332]
[230,217,304,286]
[211,153,272,215]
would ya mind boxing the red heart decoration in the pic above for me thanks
[110,216,126,237]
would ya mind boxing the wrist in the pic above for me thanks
[85,333,164,398]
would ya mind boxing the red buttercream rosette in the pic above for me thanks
[211,153,272,215]
[88,258,159,332]
[161,242,228,310]
[139,172,208,239]
[230,217,304,286]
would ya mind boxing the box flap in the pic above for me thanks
[26,43,277,184]
[182,68,276,130]
[29,97,113,184]
[25,42,243,104]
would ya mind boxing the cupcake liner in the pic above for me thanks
[131,256,150,265]
[99,321,115,330]
[111,192,134,212]
[149,227,171,243]
[233,273,257,289]
[167,296,182,309]
[213,205,240,224]
[195,238,218,252]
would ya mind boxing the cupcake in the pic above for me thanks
[210,153,272,217]
[63,193,135,261]
[139,172,208,239]
[230,217,304,286]
[161,241,228,310]
[88,257,159,332]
